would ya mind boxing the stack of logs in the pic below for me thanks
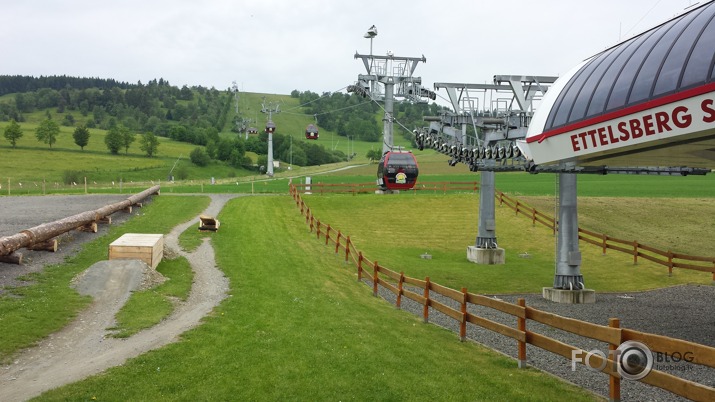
[0,185,160,265]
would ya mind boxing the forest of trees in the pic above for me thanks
[0,75,446,169]
[0,75,231,148]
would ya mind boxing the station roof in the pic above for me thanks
[542,1,715,133]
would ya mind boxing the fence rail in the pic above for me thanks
[290,183,715,402]
[294,180,715,279]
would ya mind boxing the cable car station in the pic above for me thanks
[355,0,715,303]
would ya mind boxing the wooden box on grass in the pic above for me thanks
[109,233,164,269]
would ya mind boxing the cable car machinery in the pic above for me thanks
[415,76,711,298]
[349,25,436,193]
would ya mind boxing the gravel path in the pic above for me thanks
[0,193,237,401]
[367,278,714,401]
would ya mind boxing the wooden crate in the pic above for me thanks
[108,233,164,269]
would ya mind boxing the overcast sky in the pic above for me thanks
[0,0,704,98]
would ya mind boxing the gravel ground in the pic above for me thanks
[366,277,714,401]
[0,194,135,293]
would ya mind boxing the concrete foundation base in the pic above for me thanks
[467,246,505,265]
[542,287,596,304]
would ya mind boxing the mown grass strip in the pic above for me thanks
[111,256,194,338]
[301,193,712,293]
[37,196,596,401]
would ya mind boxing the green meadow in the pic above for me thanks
[1,90,713,400]
[33,196,596,401]
[2,160,713,400]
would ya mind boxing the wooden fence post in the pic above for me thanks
[531,209,536,226]
[602,234,608,255]
[335,231,342,254]
[668,251,673,277]
[325,225,331,245]
[316,219,321,239]
[357,252,363,281]
[345,236,351,264]
[423,277,430,323]
[460,288,468,342]
[517,298,527,368]
[397,272,404,309]
[609,318,621,402]
[305,207,310,226]
[373,261,379,297]
[632,240,638,265]
[553,217,557,236]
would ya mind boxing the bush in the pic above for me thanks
[175,165,190,180]
[63,170,82,185]
[190,147,210,167]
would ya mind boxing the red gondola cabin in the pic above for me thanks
[305,124,319,140]
[377,151,419,190]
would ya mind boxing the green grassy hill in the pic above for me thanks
[0,91,419,187]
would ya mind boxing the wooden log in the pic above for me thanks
[123,205,133,214]
[0,252,23,264]
[0,185,160,257]
[98,216,112,224]
[27,239,58,252]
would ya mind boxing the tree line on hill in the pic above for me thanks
[0,76,447,171]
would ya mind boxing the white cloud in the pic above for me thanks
[0,0,699,95]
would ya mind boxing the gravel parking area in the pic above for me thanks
[368,278,714,401]
[0,194,138,293]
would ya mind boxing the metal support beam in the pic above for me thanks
[382,79,395,153]
[554,170,584,289]
[476,165,497,248]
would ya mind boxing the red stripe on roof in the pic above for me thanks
[527,81,715,144]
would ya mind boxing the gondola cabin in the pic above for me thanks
[377,151,419,190]
[305,124,319,140]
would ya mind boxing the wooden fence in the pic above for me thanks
[289,183,715,402]
[495,191,715,281]
[292,181,480,195]
[293,180,715,280]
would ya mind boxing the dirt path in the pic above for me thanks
[0,194,238,401]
